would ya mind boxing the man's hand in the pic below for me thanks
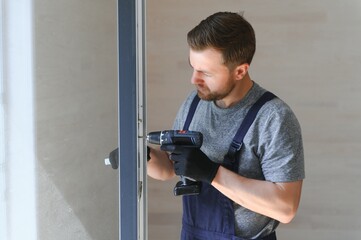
[160,145,220,184]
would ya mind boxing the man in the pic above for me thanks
[148,12,304,240]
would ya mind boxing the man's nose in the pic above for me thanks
[191,71,203,85]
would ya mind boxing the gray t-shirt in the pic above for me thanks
[173,82,305,239]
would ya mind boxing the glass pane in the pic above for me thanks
[36,0,118,239]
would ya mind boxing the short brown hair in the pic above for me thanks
[187,12,256,68]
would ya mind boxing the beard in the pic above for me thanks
[196,78,236,102]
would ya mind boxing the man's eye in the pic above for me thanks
[204,73,212,77]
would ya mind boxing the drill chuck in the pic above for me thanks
[147,131,161,145]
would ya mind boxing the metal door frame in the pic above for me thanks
[118,0,147,239]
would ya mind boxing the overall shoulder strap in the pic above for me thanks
[225,91,277,165]
[182,94,201,131]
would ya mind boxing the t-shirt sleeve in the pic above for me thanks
[258,103,305,182]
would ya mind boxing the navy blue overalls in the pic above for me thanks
[180,92,277,240]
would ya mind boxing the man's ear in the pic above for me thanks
[234,63,250,80]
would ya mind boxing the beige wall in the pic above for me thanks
[147,1,361,239]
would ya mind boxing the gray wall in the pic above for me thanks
[35,0,118,239]
[147,0,361,240]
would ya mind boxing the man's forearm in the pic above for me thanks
[212,166,303,223]
[147,147,176,181]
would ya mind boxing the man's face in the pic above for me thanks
[189,48,236,101]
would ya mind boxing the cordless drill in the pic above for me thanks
[147,130,203,196]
